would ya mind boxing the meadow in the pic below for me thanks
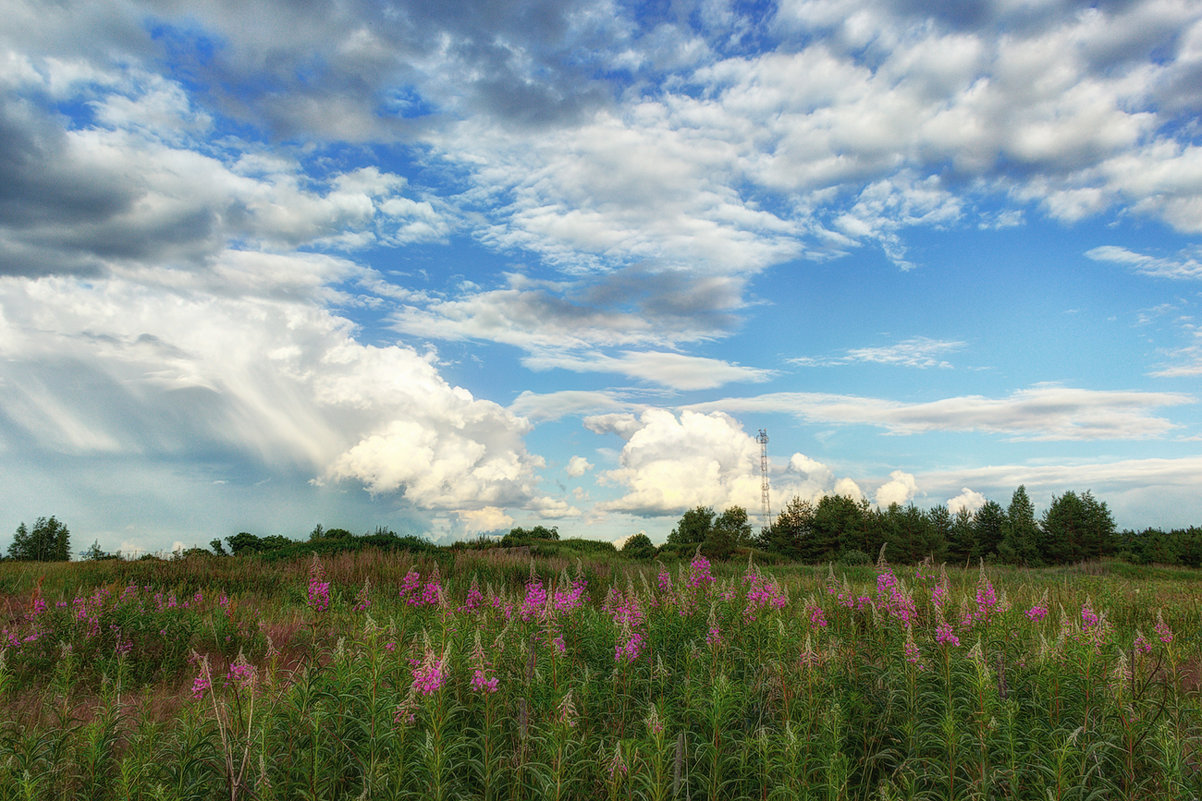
[0,549,1198,800]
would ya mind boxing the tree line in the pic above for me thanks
[5,484,1202,567]
[741,484,1200,567]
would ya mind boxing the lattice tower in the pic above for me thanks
[756,429,771,528]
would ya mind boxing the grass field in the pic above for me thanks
[0,550,1198,800]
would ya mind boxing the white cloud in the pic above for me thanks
[586,409,888,518]
[523,349,773,390]
[590,409,764,515]
[688,385,1193,440]
[1086,245,1202,280]
[565,456,593,477]
[792,336,966,368]
[458,506,514,534]
[947,487,987,515]
[874,469,918,507]
[834,477,864,500]
[509,390,630,422]
[788,452,834,487]
[0,268,549,516]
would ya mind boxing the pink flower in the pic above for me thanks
[191,674,212,701]
[471,668,499,694]
[615,630,645,663]
[411,649,447,696]
[521,578,548,621]
[1025,605,1048,622]
[1154,615,1173,644]
[935,622,960,647]
[685,554,715,590]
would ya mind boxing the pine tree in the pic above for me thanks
[998,486,1041,566]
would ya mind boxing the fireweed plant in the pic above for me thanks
[0,549,1198,800]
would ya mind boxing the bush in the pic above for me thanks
[837,549,871,566]
[620,533,657,560]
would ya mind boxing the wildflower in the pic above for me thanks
[705,626,722,648]
[974,578,998,623]
[1154,611,1173,644]
[459,574,484,612]
[615,630,645,663]
[307,556,330,613]
[1133,632,1152,655]
[470,668,499,694]
[607,741,628,779]
[903,628,924,670]
[226,652,256,688]
[393,689,418,727]
[807,602,828,629]
[935,621,960,647]
[645,704,664,735]
[352,579,371,612]
[420,566,444,607]
[685,551,715,590]
[520,576,547,621]
[191,672,212,701]
[398,570,422,603]
[411,647,448,696]
[1025,604,1049,622]
[556,689,579,728]
[657,562,672,594]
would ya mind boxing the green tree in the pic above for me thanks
[667,506,715,546]
[501,525,560,546]
[760,496,814,559]
[620,532,657,559]
[972,500,1006,560]
[998,486,1041,566]
[8,516,71,561]
[79,539,116,561]
[810,495,869,562]
[712,506,753,547]
[946,506,976,564]
[1040,490,1116,564]
[924,505,952,563]
[225,532,264,556]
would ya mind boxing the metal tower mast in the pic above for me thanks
[756,429,771,528]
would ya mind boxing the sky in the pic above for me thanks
[2,0,1202,555]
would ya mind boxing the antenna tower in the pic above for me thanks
[756,429,771,528]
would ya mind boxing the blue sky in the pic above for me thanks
[2,0,1201,554]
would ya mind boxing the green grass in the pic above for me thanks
[0,552,1198,800]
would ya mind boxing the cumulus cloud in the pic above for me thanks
[834,477,865,500]
[587,409,763,515]
[0,270,549,515]
[947,487,987,515]
[565,455,593,477]
[458,506,514,534]
[874,470,918,507]
[689,385,1193,440]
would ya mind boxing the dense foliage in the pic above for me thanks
[6,516,71,562]
[0,551,1198,800]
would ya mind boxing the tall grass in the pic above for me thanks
[0,551,1198,800]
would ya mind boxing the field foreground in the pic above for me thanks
[0,551,1199,800]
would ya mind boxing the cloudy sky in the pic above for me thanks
[3,0,1202,554]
